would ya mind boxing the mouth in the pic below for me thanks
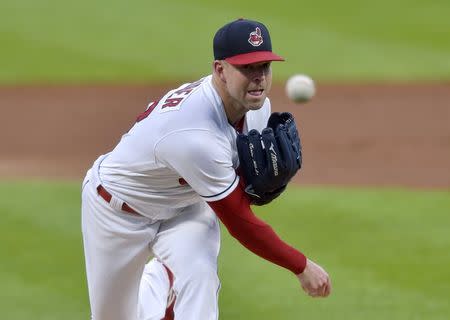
[247,89,264,97]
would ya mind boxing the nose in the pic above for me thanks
[250,66,267,82]
[253,69,265,82]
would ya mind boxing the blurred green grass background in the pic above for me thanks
[0,0,449,84]
[1,182,449,319]
[1,0,450,319]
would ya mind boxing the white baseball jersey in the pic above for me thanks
[93,75,271,220]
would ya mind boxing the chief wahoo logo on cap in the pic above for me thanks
[248,27,263,46]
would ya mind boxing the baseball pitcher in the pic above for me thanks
[81,18,331,320]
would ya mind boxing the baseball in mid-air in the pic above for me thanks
[285,74,316,103]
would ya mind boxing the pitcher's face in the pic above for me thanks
[222,61,273,112]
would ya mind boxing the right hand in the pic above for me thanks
[297,259,331,298]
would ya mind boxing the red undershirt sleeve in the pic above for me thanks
[207,183,307,275]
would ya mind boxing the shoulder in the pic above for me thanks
[137,75,224,135]
[155,129,232,163]
[246,98,271,131]
[158,76,210,111]
[261,97,272,116]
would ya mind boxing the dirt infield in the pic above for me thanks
[0,83,449,189]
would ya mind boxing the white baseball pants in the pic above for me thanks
[81,175,221,320]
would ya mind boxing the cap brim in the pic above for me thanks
[224,51,285,65]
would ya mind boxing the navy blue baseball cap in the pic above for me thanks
[213,18,284,65]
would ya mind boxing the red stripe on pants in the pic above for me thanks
[162,265,175,320]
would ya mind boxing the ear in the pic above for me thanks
[213,60,227,82]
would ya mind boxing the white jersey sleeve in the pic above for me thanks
[244,97,271,133]
[154,129,239,202]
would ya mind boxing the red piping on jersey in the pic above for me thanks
[208,182,307,275]
[234,116,245,133]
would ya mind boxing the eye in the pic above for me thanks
[236,62,271,75]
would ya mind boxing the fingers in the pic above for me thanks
[303,279,330,298]
[317,277,331,297]
[247,129,265,173]
[267,112,282,130]
[304,284,326,297]
[260,127,282,177]
[274,126,300,178]
[297,259,331,298]
[236,134,255,183]
[324,277,332,297]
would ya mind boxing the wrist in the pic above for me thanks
[295,254,307,275]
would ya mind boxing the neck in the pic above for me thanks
[212,73,246,125]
